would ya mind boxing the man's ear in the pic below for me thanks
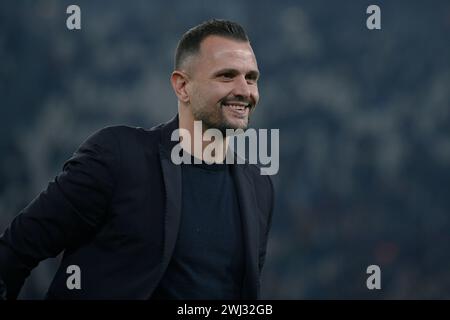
[171,70,190,103]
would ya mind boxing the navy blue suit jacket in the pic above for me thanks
[0,115,274,299]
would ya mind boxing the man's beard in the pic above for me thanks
[192,103,250,135]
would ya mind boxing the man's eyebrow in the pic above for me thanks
[246,70,260,79]
[212,68,260,78]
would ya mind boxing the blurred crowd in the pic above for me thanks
[0,0,449,298]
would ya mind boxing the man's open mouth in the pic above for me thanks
[221,102,251,111]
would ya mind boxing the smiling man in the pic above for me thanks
[175,32,259,133]
[173,21,260,164]
[0,19,274,300]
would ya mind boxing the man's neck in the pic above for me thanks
[178,109,230,164]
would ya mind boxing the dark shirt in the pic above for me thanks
[152,157,244,299]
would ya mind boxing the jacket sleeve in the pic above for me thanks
[0,127,120,299]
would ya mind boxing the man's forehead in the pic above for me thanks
[199,35,257,63]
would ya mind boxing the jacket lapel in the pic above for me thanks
[158,116,182,274]
[231,163,260,299]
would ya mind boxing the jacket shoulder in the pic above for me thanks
[246,163,274,189]
[87,124,162,149]
[91,124,162,139]
[245,163,275,212]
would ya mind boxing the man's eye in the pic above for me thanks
[220,73,234,79]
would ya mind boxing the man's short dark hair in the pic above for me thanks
[174,19,249,70]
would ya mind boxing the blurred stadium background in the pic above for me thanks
[1,0,450,299]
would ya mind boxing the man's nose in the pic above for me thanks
[231,75,251,99]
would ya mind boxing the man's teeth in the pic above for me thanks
[223,103,248,110]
